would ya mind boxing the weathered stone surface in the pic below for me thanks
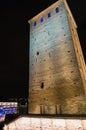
[28,0,86,114]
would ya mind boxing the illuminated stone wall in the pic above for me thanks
[28,0,86,114]
[4,116,86,130]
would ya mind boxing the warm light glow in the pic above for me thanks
[66,119,83,130]
[5,116,86,130]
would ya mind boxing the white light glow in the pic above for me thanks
[52,119,66,130]
[5,116,86,130]
[66,119,83,130]
[82,120,86,129]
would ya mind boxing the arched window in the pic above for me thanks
[56,7,59,13]
[48,12,51,18]
[33,21,37,26]
[40,17,44,23]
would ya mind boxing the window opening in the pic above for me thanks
[56,7,59,13]
[41,82,44,89]
[48,12,51,18]
[40,17,44,23]
[33,21,37,26]
[37,51,39,55]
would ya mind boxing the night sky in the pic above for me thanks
[0,0,86,99]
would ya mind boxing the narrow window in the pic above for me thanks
[33,21,37,26]
[56,7,59,13]
[41,82,44,89]
[40,17,44,23]
[37,51,39,55]
[48,12,51,18]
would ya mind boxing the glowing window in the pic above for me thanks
[4,108,9,115]
[48,12,51,18]
[10,108,14,113]
[56,7,59,13]
[33,21,37,26]
[40,17,44,23]
[0,107,3,116]
[13,108,16,113]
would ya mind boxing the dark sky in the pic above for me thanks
[0,0,86,99]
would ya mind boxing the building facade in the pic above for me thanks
[28,0,86,114]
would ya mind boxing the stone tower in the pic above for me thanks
[28,0,86,115]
